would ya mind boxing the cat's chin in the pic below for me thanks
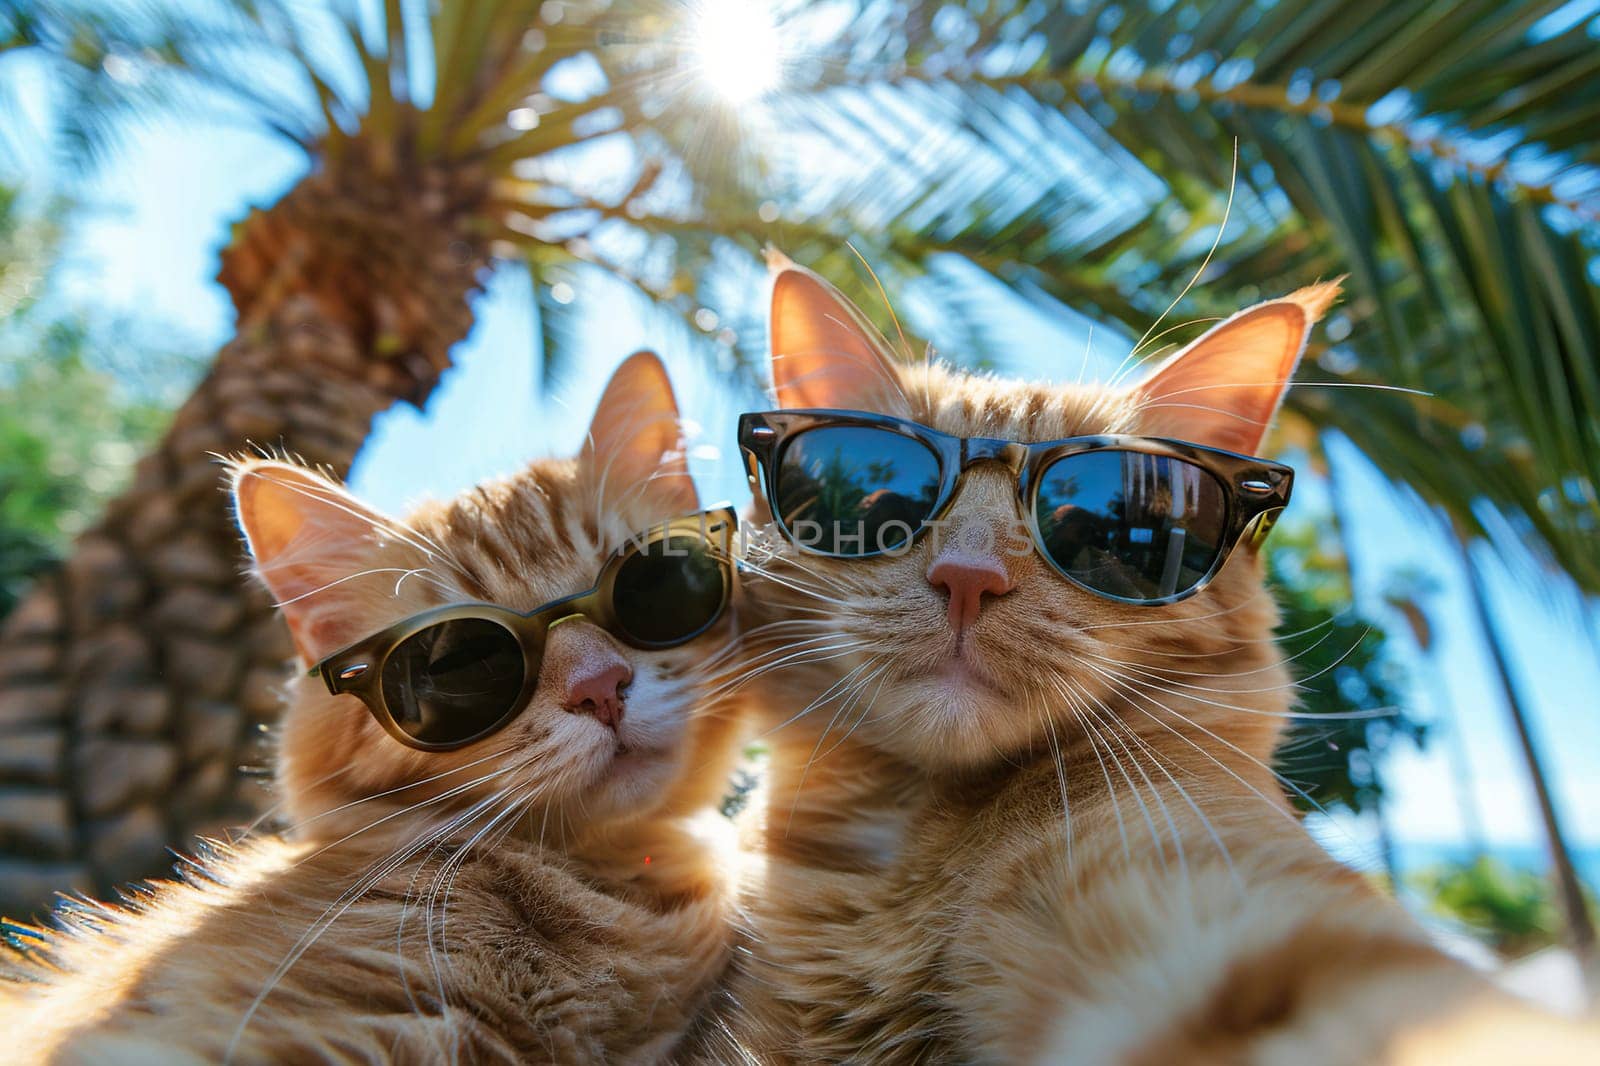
[581,737,680,817]
[844,667,1027,771]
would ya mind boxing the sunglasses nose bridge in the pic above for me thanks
[961,437,1028,473]
[545,611,588,634]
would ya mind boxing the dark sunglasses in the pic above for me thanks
[738,411,1292,606]
[310,507,737,751]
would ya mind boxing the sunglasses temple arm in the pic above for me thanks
[1248,507,1285,549]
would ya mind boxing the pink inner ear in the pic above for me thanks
[581,351,699,515]
[234,462,419,663]
[769,268,906,412]
[1131,301,1313,455]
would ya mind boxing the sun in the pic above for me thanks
[690,0,784,104]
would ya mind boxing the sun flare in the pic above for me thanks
[690,0,784,104]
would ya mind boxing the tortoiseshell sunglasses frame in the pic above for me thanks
[738,409,1293,607]
[308,506,738,752]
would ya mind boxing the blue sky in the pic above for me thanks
[5,45,1597,880]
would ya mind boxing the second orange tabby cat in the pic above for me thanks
[682,259,1597,1064]
[1,353,745,1064]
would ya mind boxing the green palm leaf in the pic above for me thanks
[747,0,1600,594]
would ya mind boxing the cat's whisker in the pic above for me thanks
[845,240,911,364]
[818,660,893,762]
[227,789,511,1060]
[1086,608,1350,669]
[1062,697,1133,866]
[1079,635,1330,694]
[1025,688,1074,873]
[718,628,857,661]
[1061,684,1167,880]
[745,547,853,593]
[1061,676,1222,898]
[736,559,854,607]
[1125,316,1224,367]
[397,781,522,1049]
[1074,322,1096,389]
[803,657,890,770]
[758,651,886,739]
[1087,647,1399,720]
[786,658,886,828]
[1125,378,1433,408]
[246,468,473,584]
[241,763,357,837]
[421,783,535,1055]
[1084,662,1326,822]
[1073,588,1272,632]
[385,800,517,1038]
[272,747,518,839]
[1084,695,1184,887]
[292,764,523,868]
[697,621,838,670]
[1107,717,1235,900]
[1122,141,1238,368]
[704,651,860,701]
[1084,608,1338,658]
[269,567,445,608]
[756,600,837,617]
[1079,644,1308,687]
[437,787,535,987]
[772,345,914,412]
[702,641,873,703]
[1102,340,1178,396]
[1123,399,1264,427]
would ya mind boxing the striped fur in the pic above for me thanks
[679,265,1596,1064]
[1,354,746,1064]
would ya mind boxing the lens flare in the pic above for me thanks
[690,0,783,103]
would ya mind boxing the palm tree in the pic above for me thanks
[3,0,1597,926]
[0,0,778,914]
[1454,525,1596,953]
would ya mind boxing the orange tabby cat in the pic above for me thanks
[2,352,745,1065]
[683,261,1595,1064]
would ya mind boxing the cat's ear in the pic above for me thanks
[768,253,907,413]
[232,460,423,664]
[1130,281,1341,454]
[581,351,698,515]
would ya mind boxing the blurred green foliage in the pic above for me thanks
[0,323,179,616]
[1412,855,1597,958]
[1268,519,1425,816]
[0,184,195,617]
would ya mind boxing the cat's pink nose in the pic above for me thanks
[562,658,632,731]
[927,555,1014,632]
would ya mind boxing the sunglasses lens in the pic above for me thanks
[1033,451,1227,602]
[381,618,525,746]
[774,426,941,556]
[613,535,727,646]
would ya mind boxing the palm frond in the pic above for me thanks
[13,0,1598,592]
[760,0,1600,592]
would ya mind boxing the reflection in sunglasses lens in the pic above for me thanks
[381,618,525,745]
[612,535,726,645]
[1034,451,1226,601]
[774,426,940,555]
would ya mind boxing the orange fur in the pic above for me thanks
[679,265,1597,1064]
[1,354,746,1064]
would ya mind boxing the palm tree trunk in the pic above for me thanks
[1453,526,1596,959]
[0,154,490,916]
[1427,651,1489,861]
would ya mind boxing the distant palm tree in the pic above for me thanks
[2,0,1596,927]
